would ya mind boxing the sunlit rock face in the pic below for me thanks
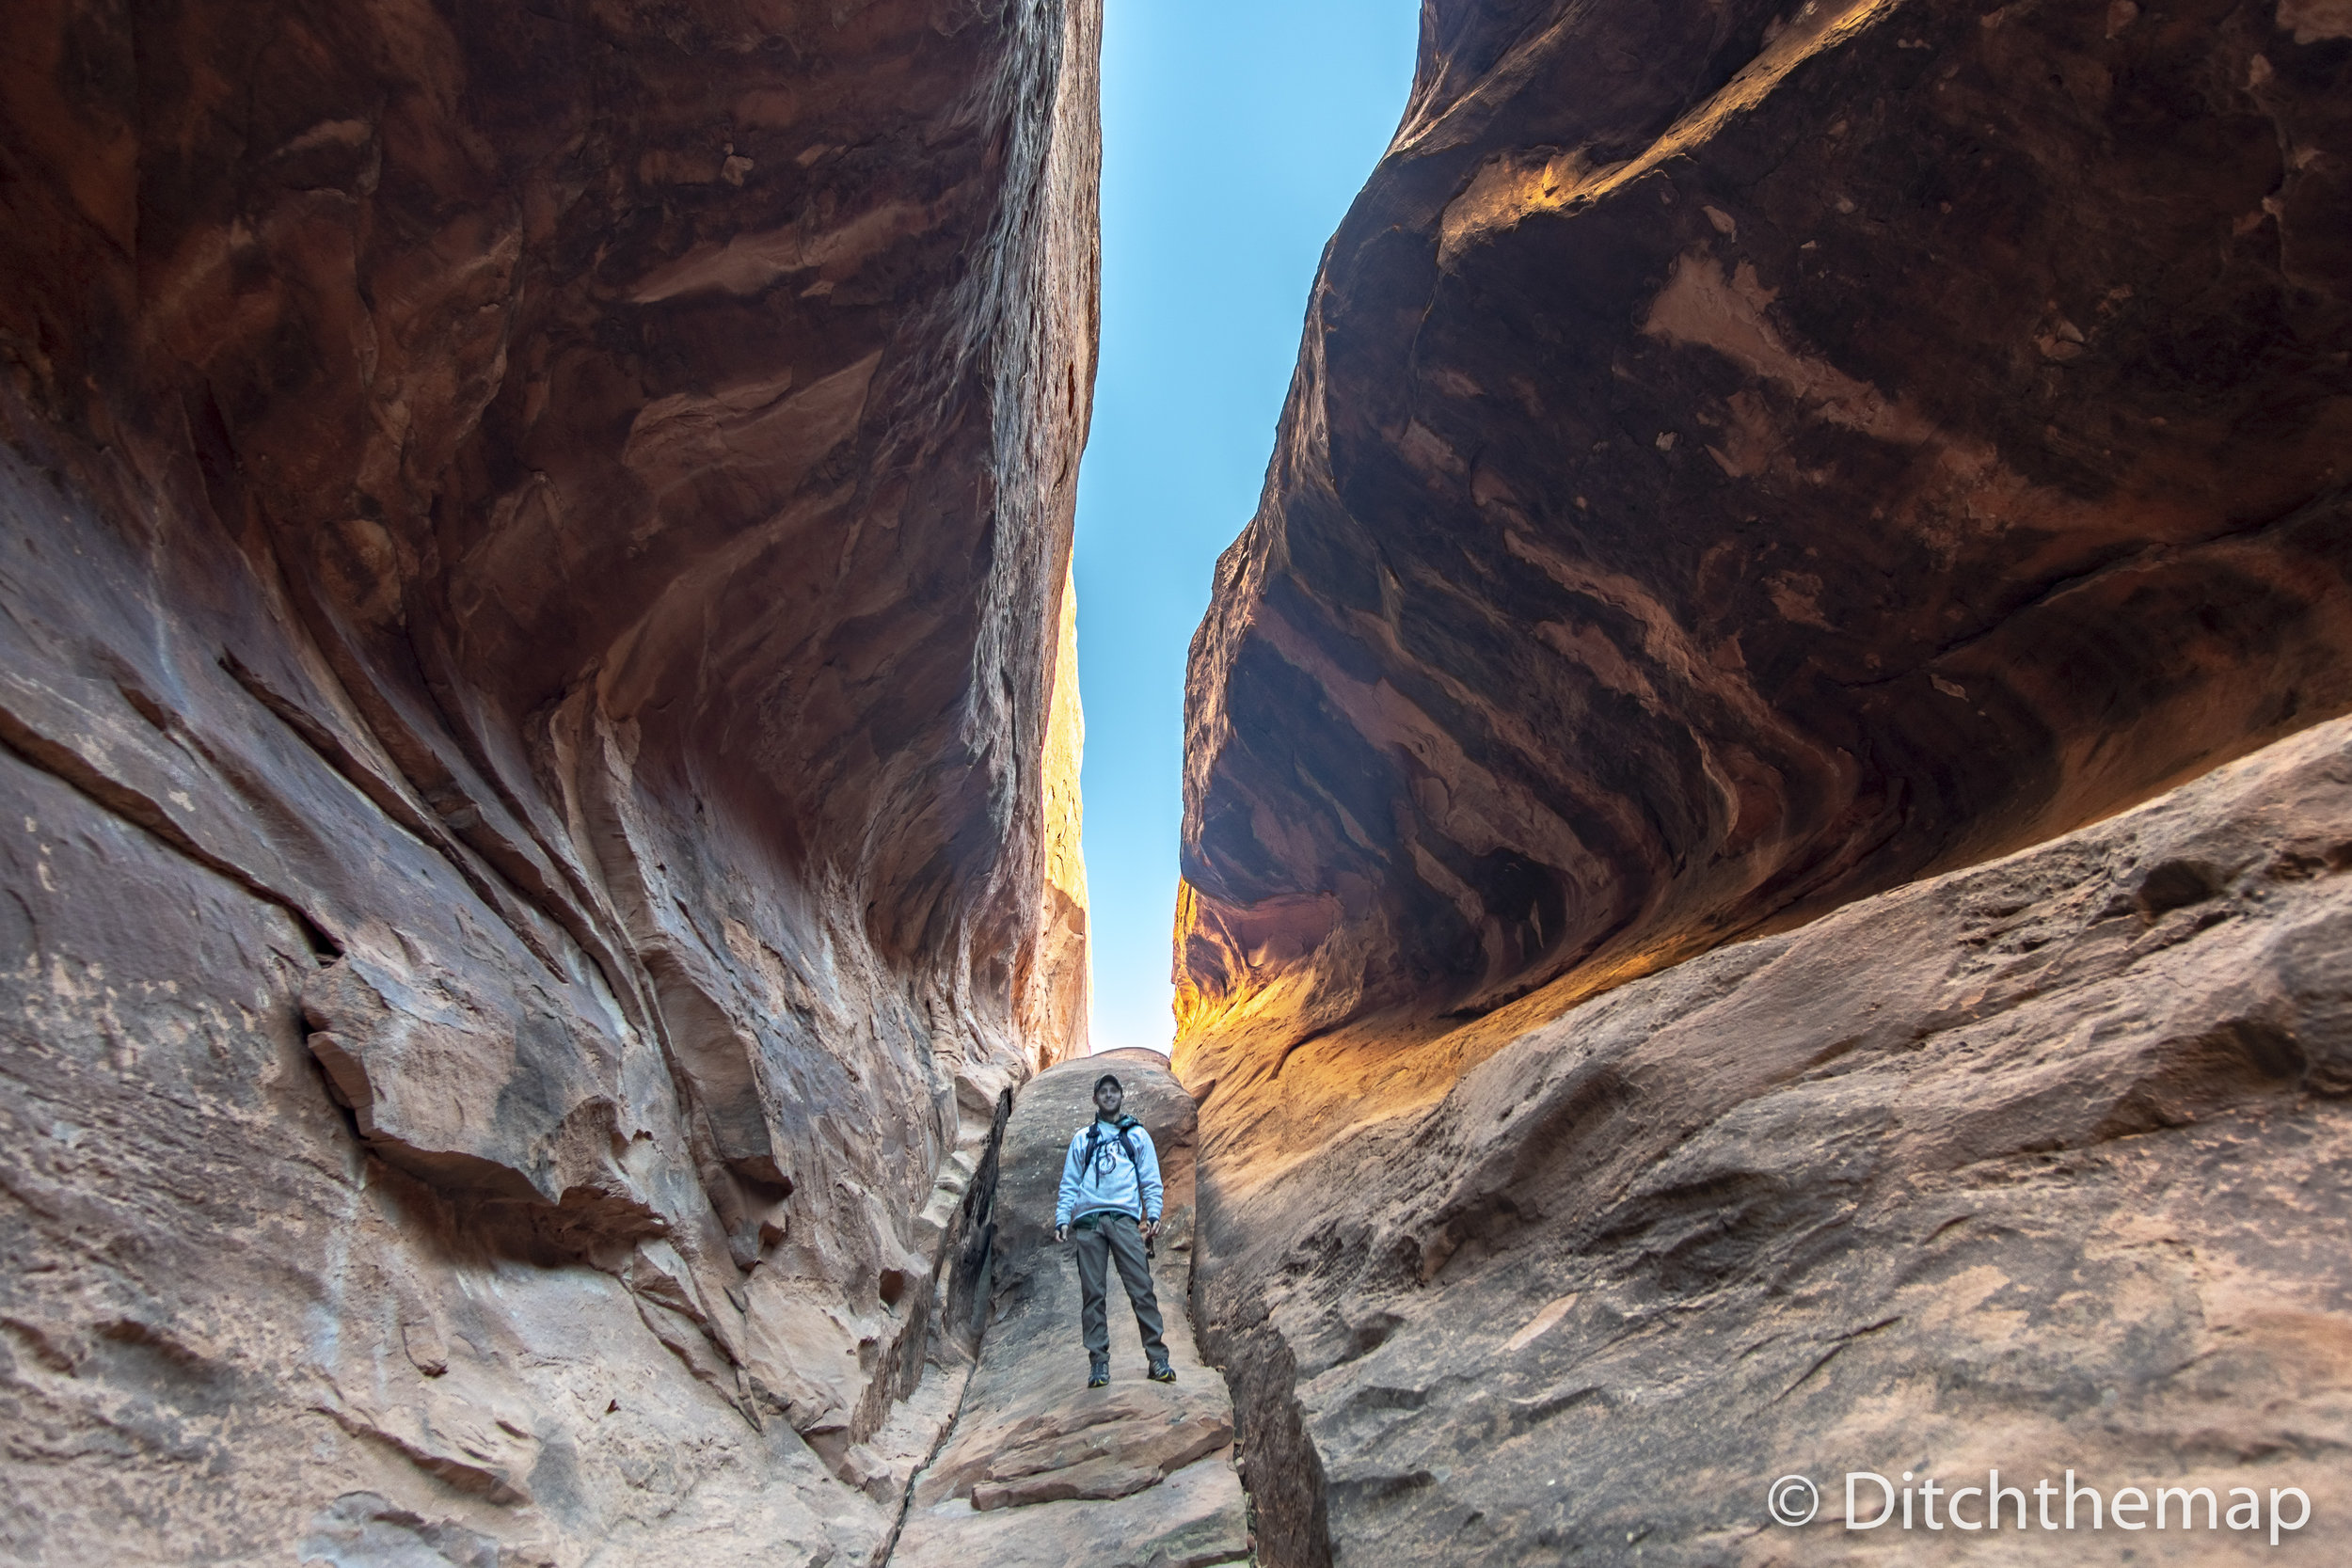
[0,0,1097,1560]
[1173,0,2352,1563]
[1177,0,2352,1127]
[1033,564,1095,1062]
[1198,716,2352,1568]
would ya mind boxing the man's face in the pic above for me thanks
[1095,1081,1122,1117]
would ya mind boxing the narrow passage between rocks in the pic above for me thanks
[883,1049,1252,1568]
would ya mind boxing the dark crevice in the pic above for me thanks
[877,1086,1013,1568]
[1194,1291,1331,1568]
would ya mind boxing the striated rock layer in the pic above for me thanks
[1197,712,2352,1567]
[1178,0,2352,1130]
[1173,1,2352,1564]
[0,0,1099,1561]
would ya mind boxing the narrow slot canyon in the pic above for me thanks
[3,0,2350,1565]
[886,1051,1246,1568]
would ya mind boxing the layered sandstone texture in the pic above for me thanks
[893,1050,1250,1568]
[0,0,1098,1562]
[1178,0,2352,1129]
[1174,1,2352,1564]
[1197,711,2352,1567]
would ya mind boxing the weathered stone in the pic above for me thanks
[0,0,1099,1559]
[894,1456,1253,1568]
[1191,714,2352,1567]
[893,1050,1251,1568]
[1177,0,2352,1137]
[1173,16,2352,1557]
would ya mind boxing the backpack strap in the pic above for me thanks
[1080,1120,1143,1179]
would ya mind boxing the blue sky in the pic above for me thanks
[1074,1,1422,1054]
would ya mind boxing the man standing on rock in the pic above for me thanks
[1054,1073,1175,1388]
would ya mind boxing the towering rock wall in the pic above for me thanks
[1179,0,2352,1129]
[1175,0,2352,1562]
[0,0,1098,1562]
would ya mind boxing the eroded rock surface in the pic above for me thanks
[1193,715,2352,1567]
[893,1049,1251,1568]
[1178,0,2352,1135]
[0,0,1099,1560]
[1176,16,2352,1558]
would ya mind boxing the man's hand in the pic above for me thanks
[1139,1218,1159,1242]
[1055,1224,1070,1243]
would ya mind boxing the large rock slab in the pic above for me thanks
[892,1049,1251,1568]
[1176,0,2352,1146]
[893,1456,1252,1568]
[1190,714,2352,1566]
[0,0,1100,1559]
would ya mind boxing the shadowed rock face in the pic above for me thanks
[0,0,1097,1560]
[1177,0,2352,1118]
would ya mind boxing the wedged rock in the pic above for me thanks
[1189,714,2352,1566]
[894,1050,1250,1568]
[891,1455,1253,1568]
[1177,0,2352,1148]
[0,0,1100,1558]
[943,1387,1232,1511]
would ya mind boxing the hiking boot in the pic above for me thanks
[1146,1359,1176,1384]
[1088,1357,1110,1388]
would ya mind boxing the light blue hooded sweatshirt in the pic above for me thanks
[1055,1115,1163,1228]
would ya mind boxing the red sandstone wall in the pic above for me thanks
[0,1,1099,1560]
[1174,3,2352,1563]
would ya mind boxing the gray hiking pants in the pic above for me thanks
[1073,1211,1168,1363]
